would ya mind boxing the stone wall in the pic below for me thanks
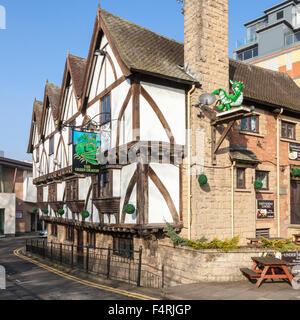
[142,239,275,287]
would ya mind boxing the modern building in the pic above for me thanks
[0,154,40,236]
[233,0,300,87]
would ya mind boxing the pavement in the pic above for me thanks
[2,234,300,300]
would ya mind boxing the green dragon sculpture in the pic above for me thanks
[74,133,98,165]
[212,80,244,111]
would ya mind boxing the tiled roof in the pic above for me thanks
[46,82,61,120]
[229,59,300,112]
[33,99,43,133]
[100,9,300,111]
[68,54,87,98]
[100,9,195,83]
[230,145,260,164]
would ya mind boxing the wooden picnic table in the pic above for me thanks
[247,237,283,245]
[240,256,294,287]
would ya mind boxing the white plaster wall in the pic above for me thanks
[120,163,137,224]
[140,82,186,145]
[148,163,179,224]
[79,177,91,201]
[110,79,131,147]
[0,193,16,235]
[57,182,64,202]
[106,45,123,79]
[113,170,121,197]
[23,170,36,203]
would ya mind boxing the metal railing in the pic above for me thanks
[25,239,163,288]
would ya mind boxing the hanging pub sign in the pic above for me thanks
[289,143,300,161]
[257,200,275,219]
[72,130,101,174]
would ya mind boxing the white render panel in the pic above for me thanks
[0,194,16,235]
[110,79,131,147]
[120,163,137,223]
[57,182,64,202]
[140,95,169,142]
[23,171,36,203]
[124,184,137,224]
[93,205,100,223]
[140,82,186,145]
[148,163,179,224]
[79,177,91,201]
[43,186,48,203]
[106,45,123,79]
[89,55,105,102]
[113,170,121,197]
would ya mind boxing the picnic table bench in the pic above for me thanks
[240,256,294,287]
[247,237,283,246]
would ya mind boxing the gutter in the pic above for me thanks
[277,108,284,237]
[187,85,196,240]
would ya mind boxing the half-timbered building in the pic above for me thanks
[27,1,300,269]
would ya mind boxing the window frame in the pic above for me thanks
[92,171,111,199]
[100,93,111,125]
[277,10,284,20]
[51,223,57,237]
[113,236,134,259]
[281,120,296,140]
[236,167,246,189]
[255,170,269,190]
[48,183,57,203]
[240,115,259,133]
[87,231,96,248]
[49,136,54,155]
[66,226,74,242]
[66,179,79,201]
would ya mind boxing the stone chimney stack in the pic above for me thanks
[184,0,229,93]
[183,0,233,241]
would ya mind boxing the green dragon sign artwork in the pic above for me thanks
[73,131,100,174]
[212,80,244,111]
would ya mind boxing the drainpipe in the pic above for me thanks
[277,108,283,237]
[187,85,196,240]
[231,160,236,238]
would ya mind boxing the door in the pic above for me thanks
[0,209,4,236]
[290,181,300,224]
[77,229,84,267]
[31,213,36,232]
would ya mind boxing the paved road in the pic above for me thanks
[0,235,137,300]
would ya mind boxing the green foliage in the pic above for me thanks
[254,180,263,189]
[198,174,208,186]
[125,204,135,214]
[165,223,240,252]
[42,209,49,214]
[165,222,188,247]
[58,209,64,216]
[81,210,90,219]
[32,208,38,213]
[292,168,300,177]
[259,236,300,253]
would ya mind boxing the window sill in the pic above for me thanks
[235,188,252,193]
[288,224,300,229]
[239,131,264,138]
[255,190,274,194]
[280,137,298,143]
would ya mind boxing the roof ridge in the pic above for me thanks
[100,9,183,46]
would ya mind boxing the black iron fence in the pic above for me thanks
[25,239,163,288]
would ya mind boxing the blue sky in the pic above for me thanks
[0,0,280,161]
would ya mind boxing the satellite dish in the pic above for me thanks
[199,93,216,106]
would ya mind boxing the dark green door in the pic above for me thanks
[0,209,4,236]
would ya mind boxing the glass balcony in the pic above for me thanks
[285,31,300,46]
